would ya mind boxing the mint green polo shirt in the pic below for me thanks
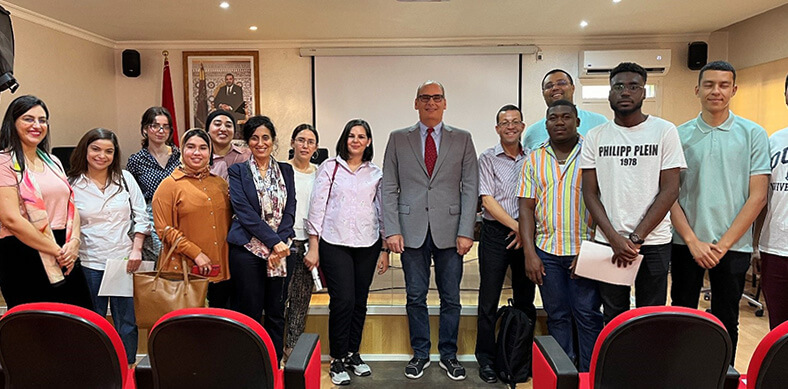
[673,111,771,253]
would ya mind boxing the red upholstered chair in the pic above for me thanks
[533,306,737,389]
[0,302,135,389]
[135,307,320,389]
[740,320,788,388]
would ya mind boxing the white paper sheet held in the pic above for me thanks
[98,259,156,297]
[574,241,644,286]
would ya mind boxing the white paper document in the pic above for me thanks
[98,259,156,297]
[574,241,644,286]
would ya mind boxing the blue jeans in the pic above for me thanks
[401,231,463,359]
[537,248,603,372]
[83,267,138,364]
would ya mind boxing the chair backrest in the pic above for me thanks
[747,320,788,389]
[589,306,732,389]
[0,302,128,389]
[148,307,281,389]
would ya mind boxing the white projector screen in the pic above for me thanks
[314,55,521,166]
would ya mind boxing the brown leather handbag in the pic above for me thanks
[133,236,209,328]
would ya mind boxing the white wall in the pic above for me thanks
[4,10,738,163]
[0,17,117,151]
[721,3,788,69]
[520,41,703,130]
[113,47,311,162]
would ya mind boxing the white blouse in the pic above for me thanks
[72,170,151,271]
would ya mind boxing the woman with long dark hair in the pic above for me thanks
[67,128,150,365]
[152,129,232,308]
[227,116,296,362]
[306,119,389,385]
[126,107,180,263]
[0,95,92,309]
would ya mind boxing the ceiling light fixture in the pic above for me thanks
[580,20,589,28]
[249,26,258,31]
[613,0,622,3]
[219,2,230,9]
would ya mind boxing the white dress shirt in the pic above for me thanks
[72,170,151,271]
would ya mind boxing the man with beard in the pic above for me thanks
[523,69,608,150]
[670,61,770,365]
[579,62,686,323]
[213,73,245,121]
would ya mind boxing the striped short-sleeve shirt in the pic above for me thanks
[478,143,527,220]
[517,138,593,256]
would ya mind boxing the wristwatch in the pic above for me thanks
[629,233,645,245]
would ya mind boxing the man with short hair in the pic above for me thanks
[523,69,608,150]
[382,80,478,381]
[580,62,686,323]
[670,60,770,364]
[520,100,603,372]
[475,104,534,383]
[213,73,245,121]
[206,109,250,180]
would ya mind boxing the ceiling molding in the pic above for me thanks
[1,1,114,48]
[117,33,713,51]
[1,1,711,51]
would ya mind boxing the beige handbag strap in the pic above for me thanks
[152,235,184,289]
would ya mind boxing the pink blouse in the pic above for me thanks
[307,157,384,248]
[0,153,71,237]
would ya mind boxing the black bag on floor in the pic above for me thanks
[495,299,534,388]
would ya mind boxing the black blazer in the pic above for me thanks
[227,161,296,248]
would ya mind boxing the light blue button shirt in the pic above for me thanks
[523,109,608,150]
[673,111,771,252]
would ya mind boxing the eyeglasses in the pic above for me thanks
[294,137,316,146]
[497,120,524,128]
[611,84,644,93]
[147,124,172,132]
[20,117,48,126]
[417,94,444,103]
[543,79,570,91]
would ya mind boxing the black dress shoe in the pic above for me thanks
[479,365,498,383]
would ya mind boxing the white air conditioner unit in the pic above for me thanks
[580,49,671,77]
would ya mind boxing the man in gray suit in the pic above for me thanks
[382,80,479,381]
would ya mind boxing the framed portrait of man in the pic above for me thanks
[182,51,260,136]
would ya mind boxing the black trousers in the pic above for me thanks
[0,229,93,310]
[670,244,750,365]
[475,219,536,367]
[228,243,287,361]
[207,280,233,308]
[597,243,671,324]
[319,238,382,359]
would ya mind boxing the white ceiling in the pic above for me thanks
[2,0,787,43]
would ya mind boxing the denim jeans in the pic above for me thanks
[401,230,463,359]
[536,248,603,372]
[82,267,138,364]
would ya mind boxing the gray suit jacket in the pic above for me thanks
[382,123,478,249]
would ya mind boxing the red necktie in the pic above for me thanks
[425,127,437,177]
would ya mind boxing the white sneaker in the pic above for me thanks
[330,359,351,385]
[344,352,372,376]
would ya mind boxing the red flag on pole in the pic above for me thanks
[161,52,179,146]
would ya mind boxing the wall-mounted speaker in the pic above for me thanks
[122,49,141,77]
[687,42,707,71]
